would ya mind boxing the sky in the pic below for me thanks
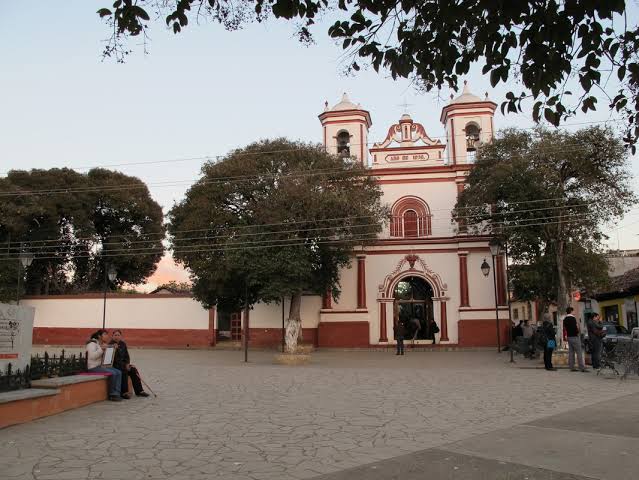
[1,1,638,290]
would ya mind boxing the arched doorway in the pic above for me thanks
[394,276,435,341]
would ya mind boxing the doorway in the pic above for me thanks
[217,310,242,342]
[394,276,435,341]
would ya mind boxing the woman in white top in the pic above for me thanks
[86,329,123,401]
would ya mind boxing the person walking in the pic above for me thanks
[563,307,587,372]
[86,329,123,401]
[542,319,557,371]
[110,329,150,398]
[394,317,407,355]
[587,313,605,370]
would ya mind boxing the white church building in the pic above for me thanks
[28,85,510,349]
[240,84,509,348]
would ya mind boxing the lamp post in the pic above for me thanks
[16,250,34,305]
[488,238,503,353]
[102,264,117,329]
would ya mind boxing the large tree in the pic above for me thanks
[98,1,639,149]
[453,127,635,318]
[0,168,165,299]
[168,138,387,352]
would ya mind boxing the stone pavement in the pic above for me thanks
[1,349,639,480]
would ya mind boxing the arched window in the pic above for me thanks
[336,130,350,157]
[390,197,432,237]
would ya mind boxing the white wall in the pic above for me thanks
[23,296,210,330]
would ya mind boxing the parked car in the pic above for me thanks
[585,322,632,353]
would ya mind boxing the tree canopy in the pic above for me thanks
[168,138,387,351]
[453,127,635,317]
[98,1,639,149]
[0,168,165,300]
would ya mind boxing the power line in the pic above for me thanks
[0,117,626,176]
[1,137,633,197]
[3,214,632,262]
[5,203,638,250]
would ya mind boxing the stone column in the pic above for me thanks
[439,300,449,341]
[458,252,469,307]
[357,254,367,309]
[378,301,388,342]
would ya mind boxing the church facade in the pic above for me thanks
[243,85,510,348]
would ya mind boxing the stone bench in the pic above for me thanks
[0,374,109,429]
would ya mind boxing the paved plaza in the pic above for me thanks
[2,349,639,480]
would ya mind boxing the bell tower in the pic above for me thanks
[440,82,497,165]
[319,93,372,165]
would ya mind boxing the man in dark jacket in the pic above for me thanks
[394,317,407,355]
[563,307,587,372]
[110,330,150,398]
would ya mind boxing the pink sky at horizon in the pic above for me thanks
[140,254,191,293]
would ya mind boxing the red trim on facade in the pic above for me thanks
[366,247,490,256]
[369,164,472,176]
[390,196,432,237]
[369,144,446,153]
[440,301,449,341]
[440,101,498,123]
[323,126,327,147]
[33,327,212,347]
[379,302,388,342]
[248,328,317,347]
[318,109,373,127]
[459,253,470,307]
[496,254,507,305]
[459,307,509,312]
[318,321,369,348]
[321,309,368,314]
[357,255,367,309]
[377,178,456,185]
[458,319,510,347]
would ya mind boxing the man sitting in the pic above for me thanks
[110,330,150,398]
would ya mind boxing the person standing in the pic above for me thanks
[429,318,440,345]
[587,313,605,370]
[394,317,407,355]
[86,329,123,401]
[563,307,587,372]
[522,320,535,357]
[542,319,557,371]
[110,330,150,398]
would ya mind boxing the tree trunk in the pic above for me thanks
[285,292,302,353]
[556,239,569,344]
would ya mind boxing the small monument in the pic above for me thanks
[0,303,35,372]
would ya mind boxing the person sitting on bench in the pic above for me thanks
[110,329,149,398]
[86,329,123,402]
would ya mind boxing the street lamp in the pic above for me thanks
[488,238,503,353]
[480,259,491,277]
[102,264,117,329]
[16,250,34,305]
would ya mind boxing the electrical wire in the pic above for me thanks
[0,117,626,176]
